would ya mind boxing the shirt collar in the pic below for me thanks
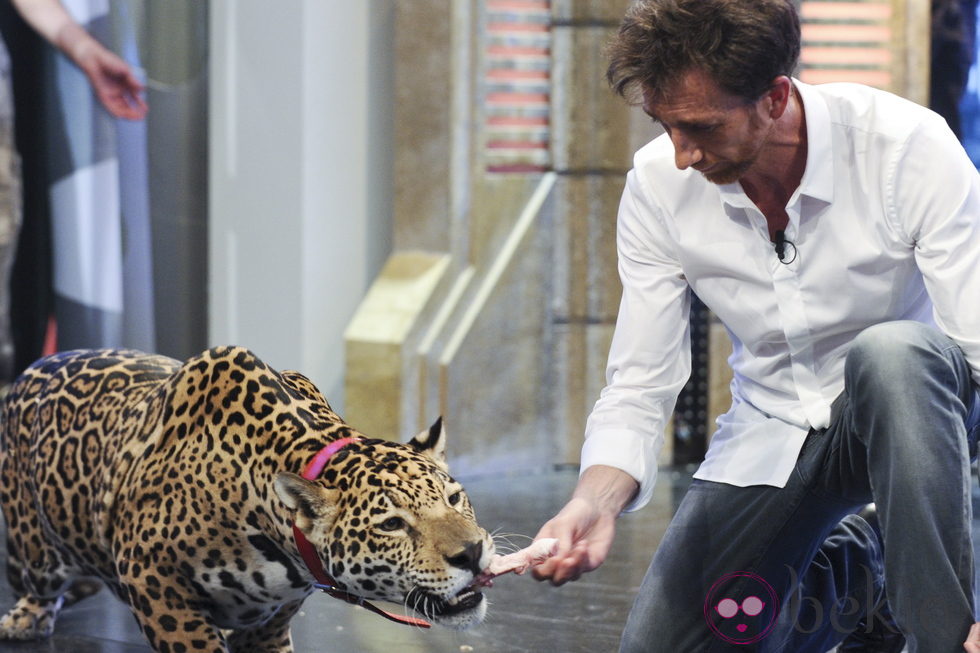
[717,78,835,210]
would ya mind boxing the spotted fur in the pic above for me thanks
[0,347,493,652]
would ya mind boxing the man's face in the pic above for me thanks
[642,69,774,185]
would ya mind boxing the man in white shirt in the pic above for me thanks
[532,0,980,651]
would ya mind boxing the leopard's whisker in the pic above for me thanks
[491,531,532,555]
[404,592,429,632]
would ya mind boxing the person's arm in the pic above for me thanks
[11,0,147,120]
[533,159,690,584]
[531,466,638,585]
[893,110,980,386]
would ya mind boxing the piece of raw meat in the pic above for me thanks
[477,538,560,585]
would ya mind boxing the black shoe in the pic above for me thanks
[837,505,906,653]
[837,617,906,653]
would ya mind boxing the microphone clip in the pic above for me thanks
[774,229,797,264]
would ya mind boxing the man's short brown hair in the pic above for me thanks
[606,0,801,104]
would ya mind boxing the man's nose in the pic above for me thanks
[671,131,703,170]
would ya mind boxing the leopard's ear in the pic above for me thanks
[408,417,447,468]
[274,472,340,531]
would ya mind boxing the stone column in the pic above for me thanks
[549,0,673,465]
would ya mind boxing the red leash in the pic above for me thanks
[292,437,431,628]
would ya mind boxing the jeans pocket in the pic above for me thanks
[795,428,828,488]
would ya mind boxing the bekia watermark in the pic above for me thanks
[703,571,780,645]
[704,565,902,645]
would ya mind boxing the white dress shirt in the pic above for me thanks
[582,80,980,512]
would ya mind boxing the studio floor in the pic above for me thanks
[0,466,976,653]
[0,466,684,653]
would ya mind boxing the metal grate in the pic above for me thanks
[672,296,711,465]
[799,0,894,88]
[484,0,552,174]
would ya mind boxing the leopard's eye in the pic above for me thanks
[378,517,405,532]
[448,491,462,506]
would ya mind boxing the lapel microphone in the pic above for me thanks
[775,230,787,261]
[774,229,797,264]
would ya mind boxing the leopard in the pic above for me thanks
[0,346,495,652]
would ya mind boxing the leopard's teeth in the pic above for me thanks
[447,589,475,607]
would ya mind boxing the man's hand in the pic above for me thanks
[531,496,617,585]
[964,623,980,652]
[532,465,638,586]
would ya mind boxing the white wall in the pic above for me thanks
[209,0,393,410]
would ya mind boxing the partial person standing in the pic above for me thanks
[0,0,146,381]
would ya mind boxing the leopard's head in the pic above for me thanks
[275,419,494,629]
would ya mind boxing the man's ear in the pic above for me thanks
[274,472,340,531]
[408,416,448,468]
[764,75,793,120]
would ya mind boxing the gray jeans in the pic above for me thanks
[620,321,980,653]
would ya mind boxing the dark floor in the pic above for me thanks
[0,466,975,652]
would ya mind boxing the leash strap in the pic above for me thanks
[292,437,432,628]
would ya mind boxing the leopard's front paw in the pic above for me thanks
[0,595,62,640]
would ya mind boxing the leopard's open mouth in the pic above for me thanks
[405,586,485,619]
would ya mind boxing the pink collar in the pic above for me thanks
[292,437,431,628]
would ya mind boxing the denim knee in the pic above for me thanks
[845,321,958,393]
[844,321,977,456]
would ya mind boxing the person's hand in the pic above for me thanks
[531,495,618,585]
[13,0,147,120]
[10,1,149,120]
[964,622,980,652]
[75,42,148,120]
[531,465,638,586]
[59,23,147,120]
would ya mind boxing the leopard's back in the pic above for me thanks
[0,350,180,577]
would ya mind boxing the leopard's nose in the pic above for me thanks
[446,541,483,576]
